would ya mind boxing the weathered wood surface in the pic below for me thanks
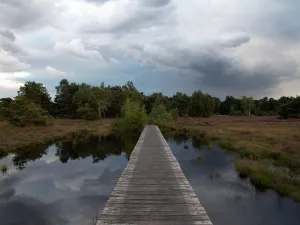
[97,125,213,225]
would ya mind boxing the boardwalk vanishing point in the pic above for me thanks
[97,125,213,225]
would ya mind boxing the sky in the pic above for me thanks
[0,0,300,99]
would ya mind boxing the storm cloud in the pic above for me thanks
[0,0,299,98]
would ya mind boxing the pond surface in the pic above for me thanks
[0,135,138,225]
[167,134,300,225]
[0,133,300,225]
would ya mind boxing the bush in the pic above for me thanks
[77,104,99,120]
[148,103,173,126]
[113,99,148,134]
[170,108,179,121]
[278,96,300,119]
[229,110,243,116]
[1,96,53,127]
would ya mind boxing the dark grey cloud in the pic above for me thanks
[123,38,296,97]
[86,0,172,7]
[188,55,278,92]
[0,39,23,53]
[81,0,174,34]
[0,29,16,41]
[141,0,172,7]
[0,29,22,53]
[219,35,250,48]
[0,0,53,30]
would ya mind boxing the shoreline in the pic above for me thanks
[0,119,114,153]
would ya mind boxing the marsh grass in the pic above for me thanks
[163,116,300,201]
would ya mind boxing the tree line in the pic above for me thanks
[0,79,299,126]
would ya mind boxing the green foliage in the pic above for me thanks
[18,81,52,111]
[2,96,53,127]
[113,99,148,134]
[90,86,112,119]
[190,91,215,117]
[169,108,179,121]
[278,96,300,119]
[148,103,173,126]
[241,96,255,116]
[122,81,142,102]
[72,84,112,120]
[0,98,13,120]
[1,79,300,121]
[144,92,171,113]
[171,92,191,116]
[76,104,99,120]
[54,79,79,118]
[229,109,244,116]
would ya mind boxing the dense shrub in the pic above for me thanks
[76,104,99,120]
[0,96,53,127]
[278,97,300,119]
[148,103,173,126]
[169,108,179,121]
[112,99,148,134]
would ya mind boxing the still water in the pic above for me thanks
[0,135,137,225]
[0,134,299,225]
[168,134,300,225]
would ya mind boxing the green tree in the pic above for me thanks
[0,98,13,120]
[148,102,173,126]
[143,93,171,114]
[107,85,123,117]
[90,86,112,119]
[72,84,112,120]
[219,96,241,115]
[190,91,215,117]
[171,92,191,116]
[54,79,79,118]
[190,91,204,117]
[278,96,300,119]
[202,94,215,117]
[122,81,142,102]
[18,81,52,111]
[113,99,148,134]
[241,96,255,116]
[72,84,98,120]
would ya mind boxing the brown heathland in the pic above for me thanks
[0,119,114,152]
[168,116,300,201]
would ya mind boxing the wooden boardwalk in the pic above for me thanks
[97,125,213,225]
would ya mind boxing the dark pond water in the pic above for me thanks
[0,135,138,225]
[167,134,300,225]
[0,133,300,225]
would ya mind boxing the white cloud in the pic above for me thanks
[44,66,65,76]
[0,71,30,97]
[0,50,31,72]
[109,57,120,64]
[54,39,103,60]
[0,79,24,89]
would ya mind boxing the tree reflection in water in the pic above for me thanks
[8,133,140,170]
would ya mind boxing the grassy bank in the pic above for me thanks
[165,116,300,201]
[0,119,115,153]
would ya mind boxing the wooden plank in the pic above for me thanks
[97,125,213,225]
